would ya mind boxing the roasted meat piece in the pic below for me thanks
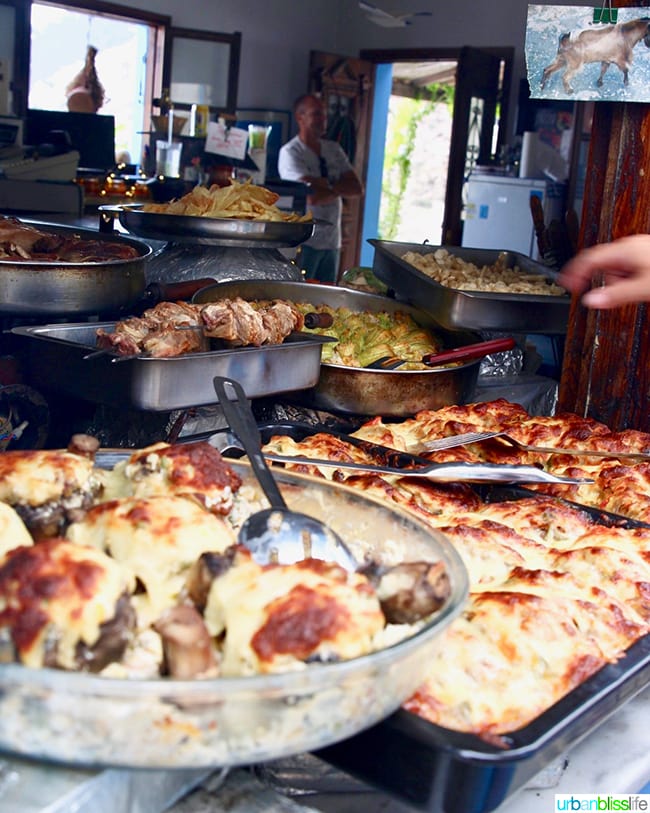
[0,215,139,262]
[97,296,303,357]
[153,604,219,679]
[200,297,267,345]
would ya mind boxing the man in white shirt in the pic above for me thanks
[278,94,363,283]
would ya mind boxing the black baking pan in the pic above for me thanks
[370,239,570,334]
[214,422,650,812]
[315,636,650,812]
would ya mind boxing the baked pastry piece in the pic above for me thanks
[201,546,385,676]
[0,437,103,539]
[66,495,237,625]
[260,399,650,736]
[0,538,134,671]
[105,441,241,515]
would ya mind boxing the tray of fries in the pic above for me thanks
[101,181,314,248]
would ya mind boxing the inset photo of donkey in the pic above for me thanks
[526,4,650,102]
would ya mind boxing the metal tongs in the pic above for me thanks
[418,431,650,461]
[257,453,593,485]
[211,427,593,485]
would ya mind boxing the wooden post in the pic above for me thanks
[557,78,650,430]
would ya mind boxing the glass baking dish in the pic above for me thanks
[0,459,468,770]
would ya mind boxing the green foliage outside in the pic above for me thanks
[379,83,454,240]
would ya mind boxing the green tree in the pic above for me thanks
[379,84,454,240]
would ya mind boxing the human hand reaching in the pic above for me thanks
[558,234,650,309]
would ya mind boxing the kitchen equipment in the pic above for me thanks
[365,337,516,370]
[0,454,468,770]
[0,221,152,316]
[258,453,593,486]
[192,280,483,418]
[11,323,331,411]
[213,376,357,570]
[462,174,566,260]
[370,239,570,334]
[212,422,434,471]
[102,203,314,249]
[420,430,650,461]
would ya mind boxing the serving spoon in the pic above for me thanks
[212,376,357,571]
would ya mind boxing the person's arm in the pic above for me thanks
[331,168,363,199]
[303,169,363,205]
[558,234,650,308]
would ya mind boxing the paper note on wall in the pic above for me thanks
[526,4,650,102]
[204,121,248,160]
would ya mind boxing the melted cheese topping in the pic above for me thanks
[404,592,606,736]
[67,496,236,625]
[0,539,131,669]
[0,449,98,506]
[204,547,384,676]
[104,441,241,514]
[260,400,650,736]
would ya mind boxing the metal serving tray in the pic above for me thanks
[370,239,570,334]
[11,323,328,411]
[220,423,650,813]
[101,204,314,248]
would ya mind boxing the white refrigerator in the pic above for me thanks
[461,174,565,259]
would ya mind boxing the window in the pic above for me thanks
[28,1,168,167]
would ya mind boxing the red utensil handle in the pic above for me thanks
[422,337,516,367]
[142,278,218,305]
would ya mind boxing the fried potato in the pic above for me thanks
[142,179,312,223]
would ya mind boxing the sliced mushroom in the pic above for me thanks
[185,547,239,611]
[74,592,136,672]
[67,433,100,460]
[153,604,219,679]
[362,560,451,625]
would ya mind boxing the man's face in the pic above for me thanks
[297,98,326,138]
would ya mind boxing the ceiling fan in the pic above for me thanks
[358,1,433,28]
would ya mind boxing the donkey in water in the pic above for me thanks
[540,17,650,94]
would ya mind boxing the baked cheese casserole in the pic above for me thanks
[261,398,650,741]
[0,438,451,683]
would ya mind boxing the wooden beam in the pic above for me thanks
[557,35,650,429]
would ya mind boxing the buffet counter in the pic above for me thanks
[1,685,647,813]
[1,211,646,813]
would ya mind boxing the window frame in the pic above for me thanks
[20,0,170,122]
[162,27,242,115]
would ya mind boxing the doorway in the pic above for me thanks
[378,60,457,246]
[359,47,513,267]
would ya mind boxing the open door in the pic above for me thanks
[442,46,511,245]
[308,51,375,277]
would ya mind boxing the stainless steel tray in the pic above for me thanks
[370,239,570,334]
[100,204,314,248]
[11,323,328,411]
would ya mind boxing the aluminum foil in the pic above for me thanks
[478,331,525,377]
[145,245,302,285]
